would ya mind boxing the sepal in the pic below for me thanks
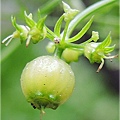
[24,11,36,28]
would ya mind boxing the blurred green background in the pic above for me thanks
[1,0,119,120]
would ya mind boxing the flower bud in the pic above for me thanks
[62,1,79,22]
[46,42,55,53]
[91,31,99,42]
[24,11,47,46]
[62,48,82,63]
[2,16,29,46]
[84,33,117,72]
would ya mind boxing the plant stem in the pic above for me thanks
[66,42,84,49]
[67,0,116,37]
[67,16,94,42]
[40,106,45,120]
[80,38,93,45]
[40,0,61,15]
[54,47,63,58]
[45,26,57,38]
[54,15,64,37]
[1,0,115,62]
[61,21,70,42]
[46,33,54,41]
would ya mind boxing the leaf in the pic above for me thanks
[104,44,116,54]
[67,16,94,42]
[54,15,64,37]
[37,15,47,30]
[24,11,36,28]
[11,16,22,32]
[98,32,112,49]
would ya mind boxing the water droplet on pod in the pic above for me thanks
[49,94,55,100]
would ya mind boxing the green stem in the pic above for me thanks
[40,0,61,15]
[67,0,116,37]
[65,42,84,55]
[54,47,63,58]
[46,33,54,41]
[40,106,45,120]
[61,21,70,42]
[45,26,57,38]
[81,38,93,45]
[54,15,64,37]
[66,42,84,49]
[67,16,94,42]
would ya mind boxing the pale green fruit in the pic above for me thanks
[62,48,81,63]
[20,56,75,110]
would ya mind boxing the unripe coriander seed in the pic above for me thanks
[20,56,75,110]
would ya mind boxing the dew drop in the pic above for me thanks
[36,91,43,96]
[49,94,55,100]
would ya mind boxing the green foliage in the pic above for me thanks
[2,0,117,72]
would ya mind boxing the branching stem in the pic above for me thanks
[67,0,116,37]
[1,0,115,62]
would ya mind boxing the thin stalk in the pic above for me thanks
[61,21,70,42]
[46,33,54,41]
[54,15,64,37]
[45,26,57,38]
[67,16,94,42]
[67,0,116,37]
[80,38,93,45]
[40,0,61,15]
[40,106,45,120]
[66,42,84,49]
[54,47,63,58]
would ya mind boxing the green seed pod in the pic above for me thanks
[62,48,82,63]
[46,42,55,53]
[20,56,75,110]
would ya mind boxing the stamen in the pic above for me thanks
[105,53,112,62]
[96,58,104,73]
[104,54,118,59]
[2,35,13,44]
[5,37,13,46]
[26,35,32,47]
[25,25,30,31]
